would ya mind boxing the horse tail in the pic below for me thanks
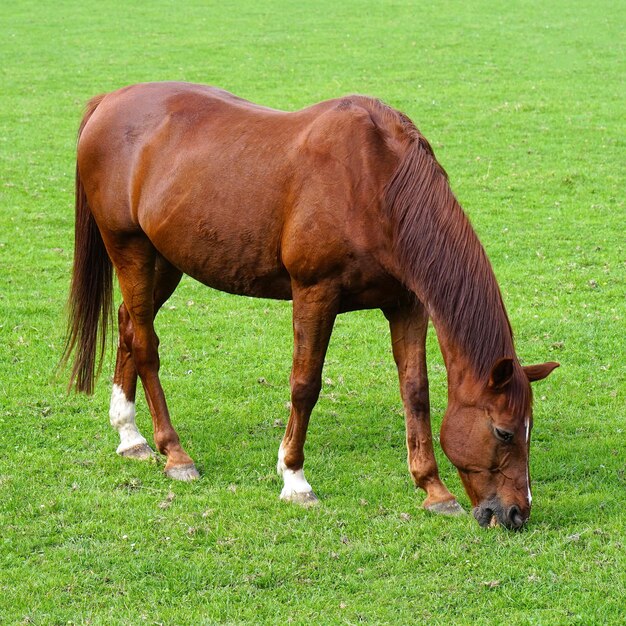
[61,94,113,394]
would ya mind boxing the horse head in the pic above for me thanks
[440,358,559,529]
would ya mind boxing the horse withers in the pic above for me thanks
[63,82,558,529]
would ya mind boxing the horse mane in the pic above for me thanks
[383,114,531,416]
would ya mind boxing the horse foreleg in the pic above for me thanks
[109,256,182,461]
[384,301,464,516]
[277,282,338,505]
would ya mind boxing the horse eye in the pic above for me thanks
[494,427,514,443]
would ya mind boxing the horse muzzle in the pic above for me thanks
[473,497,529,530]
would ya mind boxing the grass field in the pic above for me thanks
[1,1,624,624]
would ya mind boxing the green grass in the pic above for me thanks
[1,0,624,624]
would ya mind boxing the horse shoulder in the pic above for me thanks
[281,100,399,284]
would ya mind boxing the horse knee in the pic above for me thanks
[403,380,430,415]
[290,377,321,411]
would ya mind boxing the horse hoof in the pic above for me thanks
[280,490,319,507]
[165,463,200,481]
[425,499,465,516]
[118,443,155,461]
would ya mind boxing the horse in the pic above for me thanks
[62,82,558,530]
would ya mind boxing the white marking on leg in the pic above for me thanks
[277,444,313,498]
[109,384,148,454]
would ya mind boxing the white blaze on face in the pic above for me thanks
[525,417,532,506]
[109,384,148,453]
[277,444,313,498]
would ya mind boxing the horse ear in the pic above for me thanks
[489,358,515,390]
[523,361,560,383]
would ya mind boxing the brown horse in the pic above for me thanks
[63,82,558,529]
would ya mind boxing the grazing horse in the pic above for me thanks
[63,82,558,529]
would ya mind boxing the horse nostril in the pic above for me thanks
[508,505,524,529]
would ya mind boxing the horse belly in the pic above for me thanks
[190,252,293,300]
[146,203,293,300]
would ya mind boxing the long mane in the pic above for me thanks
[383,116,531,415]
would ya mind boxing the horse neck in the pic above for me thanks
[384,137,516,386]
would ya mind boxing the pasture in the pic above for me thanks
[1,0,624,624]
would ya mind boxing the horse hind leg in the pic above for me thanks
[109,301,152,460]
[106,242,195,479]
[110,255,183,460]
